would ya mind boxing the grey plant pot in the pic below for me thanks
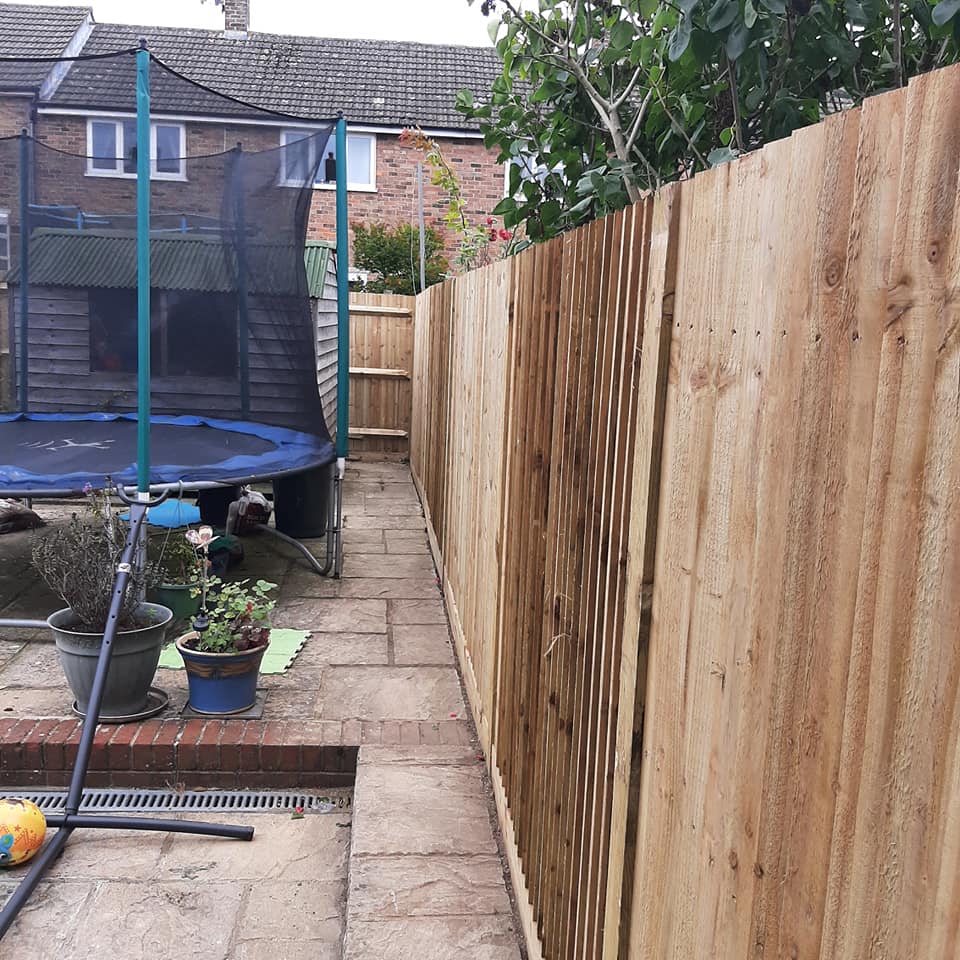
[47,602,173,720]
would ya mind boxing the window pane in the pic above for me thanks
[283,131,312,184]
[155,125,181,174]
[91,121,117,171]
[164,291,237,376]
[316,137,336,184]
[122,119,137,174]
[346,135,372,186]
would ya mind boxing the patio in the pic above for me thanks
[0,460,522,959]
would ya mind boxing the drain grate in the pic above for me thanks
[4,788,352,815]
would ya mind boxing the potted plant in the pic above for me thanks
[175,526,277,715]
[32,485,172,720]
[148,533,203,620]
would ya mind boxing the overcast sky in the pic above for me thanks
[11,0,496,45]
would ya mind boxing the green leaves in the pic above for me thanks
[668,13,694,59]
[933,0,960,25]
[456,0,959,248]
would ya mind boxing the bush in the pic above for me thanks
[353,222,448,295]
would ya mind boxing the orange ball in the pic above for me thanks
[0,798,47,867]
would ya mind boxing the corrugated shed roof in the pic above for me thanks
[0,3,91,91]
[47,21,499,128]
[9,228,329,296]
[304,241,333,298]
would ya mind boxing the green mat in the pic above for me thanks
[157,629,309,674]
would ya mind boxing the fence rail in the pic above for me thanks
[410,63,960,960]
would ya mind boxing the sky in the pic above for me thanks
[10,0,496,45]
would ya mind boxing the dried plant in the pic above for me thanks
[31,486,153,630]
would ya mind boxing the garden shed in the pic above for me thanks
[8,227,337,431]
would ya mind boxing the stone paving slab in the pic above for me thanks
[341,554,436,580]
[315,666,464,722]
[345,915,521,960]
[393,624,455,665]
[276,597,388,634]
[0,813,349,960]
[387,598,448,625]
[349,854,513,919]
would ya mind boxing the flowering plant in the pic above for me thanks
[182,526,276,654]
[31,484,155,630]
[399,126,515,271]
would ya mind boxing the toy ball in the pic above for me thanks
[0,798,46,867]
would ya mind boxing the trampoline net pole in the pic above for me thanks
[17,130,29,413]
[335,115,349,463]
[136,40,151,497]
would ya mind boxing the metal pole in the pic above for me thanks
[234,142,250,420]
[417,162,426,293]
[135,40,151,496]
[17,130,29,413]
[334,116,349,465]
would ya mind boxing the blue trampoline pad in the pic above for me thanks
[0,413,334,495]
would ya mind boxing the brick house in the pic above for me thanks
[0,0,505,405]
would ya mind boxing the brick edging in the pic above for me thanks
[0,717,474,789]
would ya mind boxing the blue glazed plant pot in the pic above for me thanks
[175,632,267,716]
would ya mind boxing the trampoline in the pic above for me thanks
[0,413,334,497]
[0,41,354,941]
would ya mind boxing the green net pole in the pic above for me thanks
[17,130,29,413]
[335,116,349,464]
[136,41,151,495]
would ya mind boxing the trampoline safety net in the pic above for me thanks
[0,53,338,494]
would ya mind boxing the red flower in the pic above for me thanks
[488,229,497,241]
[486,216,494,225]
[246,602,253,612]
[498,229,512,241]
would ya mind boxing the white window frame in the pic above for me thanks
[280,130,377,193]
[86,118,187,181]
[0,209,9,275]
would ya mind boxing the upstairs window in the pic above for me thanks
[280,130,376,192]
[87,119,186,180]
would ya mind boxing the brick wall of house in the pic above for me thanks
[33,116,505,271]
[306,134,505,270]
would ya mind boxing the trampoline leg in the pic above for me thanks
[332,469,344,580]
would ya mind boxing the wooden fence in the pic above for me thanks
[410,63,960,960]
[348,291,415,457]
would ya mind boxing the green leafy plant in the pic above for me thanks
[148,533,202,586]
[187,577,277,653]
[353,222,449,295]
[463,0,960,240]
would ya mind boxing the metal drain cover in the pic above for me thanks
[3,788,352,815]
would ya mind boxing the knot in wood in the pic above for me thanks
[822,257,843,288]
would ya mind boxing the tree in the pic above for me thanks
[352,223,449,295]
[462,0,960,241]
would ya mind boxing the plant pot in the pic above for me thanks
[175,632,268,716]
[148,582,201,621]
[48,602,172,720]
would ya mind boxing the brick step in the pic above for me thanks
[0,718,474,790]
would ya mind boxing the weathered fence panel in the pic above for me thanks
[348,291,415,457]
[410,63,960,960]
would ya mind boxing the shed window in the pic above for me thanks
[89,289,237,377]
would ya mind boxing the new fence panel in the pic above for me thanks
[409,63,960,960]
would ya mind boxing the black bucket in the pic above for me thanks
[273,463,333,539]
[197,485,241,528]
